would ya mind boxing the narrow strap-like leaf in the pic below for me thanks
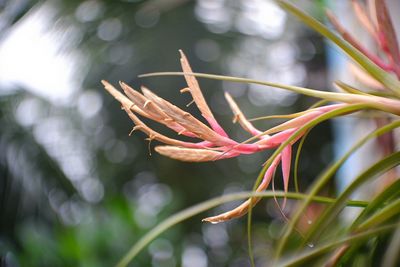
[277,223,400,267]
[301,151,400,247]
[274,119,400,260]
[351,179,400,229]
[356,198,400,231]
[139,72,400,115]
[115,191,366,267]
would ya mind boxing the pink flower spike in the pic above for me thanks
[230,143,265,154]
[155,146,240,162]
[206,116,230,138]
[281,144,292,210]
[224,92,264,137]
[179,50,231,137]
[316,103,346,113]
[261,154,282,191]
[196,141,215,148]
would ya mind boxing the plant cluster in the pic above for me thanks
[104,1,400,266]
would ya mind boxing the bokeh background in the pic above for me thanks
[0,0,334,266]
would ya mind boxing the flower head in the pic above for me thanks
[103,51,347,223]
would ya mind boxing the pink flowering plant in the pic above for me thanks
[104,1,400,266]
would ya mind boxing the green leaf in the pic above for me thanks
[139,71,359,102]
[351,179,400,229]
[115,191,366,267]
[334,81,371,96]
[301,151,400,246]
[139,71,400,115]
[277,223,400,267]
[274,120,400,260]
[356,198,400,231]
[335,81,399,98]
[276,0,400,97]
[245,104,365,264]
[249,100,330,122]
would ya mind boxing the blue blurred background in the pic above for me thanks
[0,0,333,266]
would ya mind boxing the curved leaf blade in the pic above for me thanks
[115,191,366,267]
[274,120,400,259]
[301,151,400,246]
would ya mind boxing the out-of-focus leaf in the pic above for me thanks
[326,10,392,73]
[351,0,377,39]
[334,81,371,96]
[375,1,400,73]
[276,0,400,97]
[277,223,400,267]
[356,198,400,231]
[351,179,400,229]
[381,226,400,267]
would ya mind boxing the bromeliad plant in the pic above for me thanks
[102,52,354,223]
[103,1,400,266]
